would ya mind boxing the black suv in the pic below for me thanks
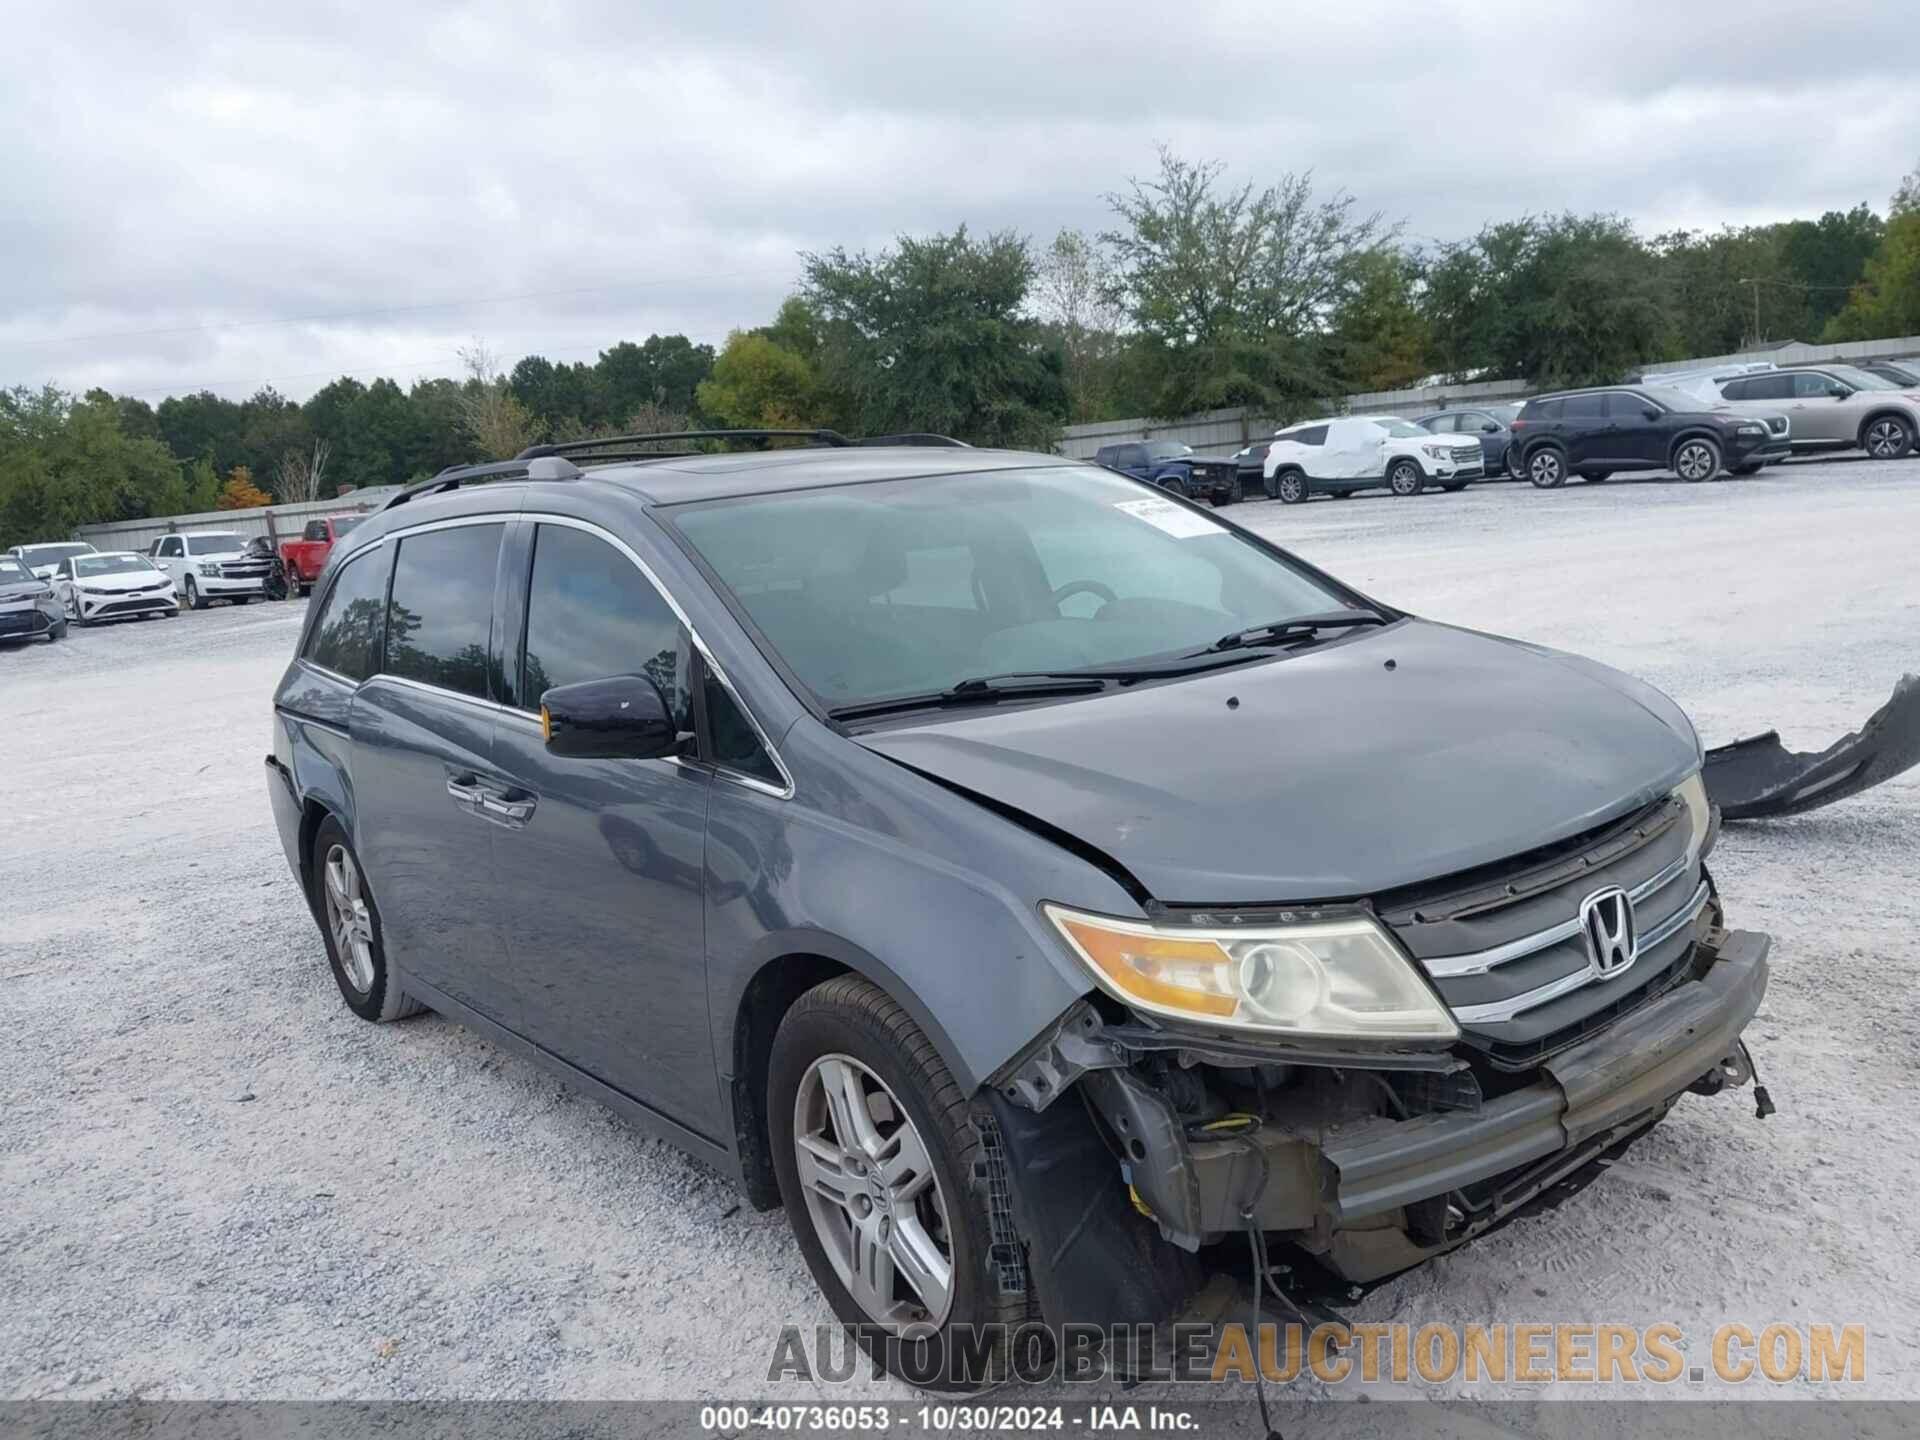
[1509,385,1790,488]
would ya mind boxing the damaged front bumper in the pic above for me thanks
[1704,673,1920,820]
[988,928,1768,1327]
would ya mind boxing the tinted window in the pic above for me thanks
[704,673,782,786]
[1604,392,1651,418]
[386,524,502,699]
[304,521,327,541]
[0,559,30,585]
[1420,414,1456,433]
[1292,426,1328,446]
[1118,445,1146,467]
[185,534,241,555]
[1529,399,1563,420]
[1562,394,1605,420]
[305,546,391,681]
[334,517,361,536]
[1792,372,1836,398]
[520,523,692,729]
[1744,374,1794,401]
[159,537,182,557]
[1095,447,1118,465]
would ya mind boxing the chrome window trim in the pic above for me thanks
[1420,849,1693,979]
[1449,879,1711,1025]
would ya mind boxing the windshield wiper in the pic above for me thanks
[828,673,1109,723]
[1205,608,1390,654]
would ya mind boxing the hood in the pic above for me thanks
[855,620,1701,904]
[0,579,49,604]
[74,570,170,592]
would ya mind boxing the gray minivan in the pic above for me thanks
[267,431,1771,1387]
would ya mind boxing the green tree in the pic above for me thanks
[1824,210,1920,341]
[802,227,1066,447]
[696,332,821,428]
[1101,147,1388,416]
[1325,248,1430,393]
[0,386,183,546]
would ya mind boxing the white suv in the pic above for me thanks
[1261,415,1484,504]
[147,531,271,609]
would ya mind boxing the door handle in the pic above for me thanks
[476,789,537,827]
[445,775,487,814]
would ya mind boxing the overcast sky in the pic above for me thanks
[3,0,1912,405]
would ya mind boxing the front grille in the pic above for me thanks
[97,596,171,616]
[0,609,48,635]
[215,560,269,579]
[1375,795,1704,1069]
[1451,445,1482,464]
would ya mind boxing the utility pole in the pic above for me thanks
[1739,277,1762,348]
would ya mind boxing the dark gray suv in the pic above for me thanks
[267,431,1771,1387]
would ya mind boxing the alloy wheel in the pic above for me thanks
[1675,441,1716,481]
[1278,475,1304,503]
[792,1054,954,1332]
[1390,462,1420,496]
[1528,450,1563,488]
[1865,418,1910,458]
[322,843,377,992]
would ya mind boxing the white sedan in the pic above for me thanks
[49,551,179,626]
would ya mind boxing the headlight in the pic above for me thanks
[1421,443,1451,460]
[198,562,221,576]
[1734,422,1765,435]
[1044,905,1458,1041]
[34,587,53,600]
[80,585,108,594]
[1675,771,1713,861]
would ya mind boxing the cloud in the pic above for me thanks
[2,0,1911,402]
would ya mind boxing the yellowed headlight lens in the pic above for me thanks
[1052,916,1237,1017]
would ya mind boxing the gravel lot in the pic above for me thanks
[3,456,1917,1410]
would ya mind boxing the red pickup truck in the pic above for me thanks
[278,516,363,594]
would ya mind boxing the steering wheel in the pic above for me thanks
[1051,579,1118,611]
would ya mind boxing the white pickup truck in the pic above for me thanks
[145,530,272,610]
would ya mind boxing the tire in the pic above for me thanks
[1673,436,1722,483]
[183,576,206,610]
[770,974,1028,1390]
[1388,459,1424,497]
[1440,482,1467,492]
[1732,461,1764,476]
[233,595,251,606]
[1330,488,1352,499]
[310,816,425,1023]
[1862,414,1915,460]
[1578,470,1611,483]
[161,607,179,619]
[1526,447,1568,489]
[1160,476,1189,499]
[48,618,67,641]
[300,582,313,598]
[1213,476,1243,507]
[1273,470,1308,505]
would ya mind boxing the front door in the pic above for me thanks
[488,517,723,1141]
[347,520,526,1027]
[1789,371,1856,443]
[1603,392,1668,466]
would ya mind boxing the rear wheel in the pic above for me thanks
[770,975,1028,1390]
[1388,459,1424,497]
[1673,436,1722,482]
[1274,470,1308,505]
[310,816,425,1023]
[1527,447,1567,489]
[1440,481,1467,492]
[1862,414,1915,459]
[233,596,251,606]
[1578,470,1611,483]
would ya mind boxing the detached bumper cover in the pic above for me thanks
[1704,673,1920,820]
[1323,930,1768,1223]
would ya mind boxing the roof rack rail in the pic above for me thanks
[516,428,851,461]
[856,433,971,448]
[380,454,582,511]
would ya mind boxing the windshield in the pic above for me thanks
[669,467,1357,713]
[1145,441,1192,459]
[185,534,243,555]
[1820,364,1899,392]
[22,543,94,564]
[0,559,33,585]
[1378,420,1429,438]
[74,554,157,578]
[1640,386,1723,412]
[1483,404,1521,423]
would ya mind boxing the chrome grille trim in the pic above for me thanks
[1448,879,1710,1025]
[1420,850,1693,978]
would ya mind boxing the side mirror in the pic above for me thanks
[540,675,677,760]
[1481,421,1499,433]
[1830,385,1852,399]
[1643,407,1661,421]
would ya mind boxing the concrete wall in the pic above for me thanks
[73,489,398,553]
[1057,334,1920,457]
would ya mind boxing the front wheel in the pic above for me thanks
[1673,436,1722,482]
[183,576,206,610]
[48,618,67,640]
[232,595,251,606]
[1863,415,1915,459]
[1159,476,1189,499]
[1440,481,1467,492]
[1732,461,1764,476]
[770,975,1027,1390]
[1388,459,1424,497]
[1578,470,1611,483]
[1527,447,1567,489]
[1273,470,1308,505]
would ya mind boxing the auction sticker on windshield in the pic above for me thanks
[1113,497,1224,538]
